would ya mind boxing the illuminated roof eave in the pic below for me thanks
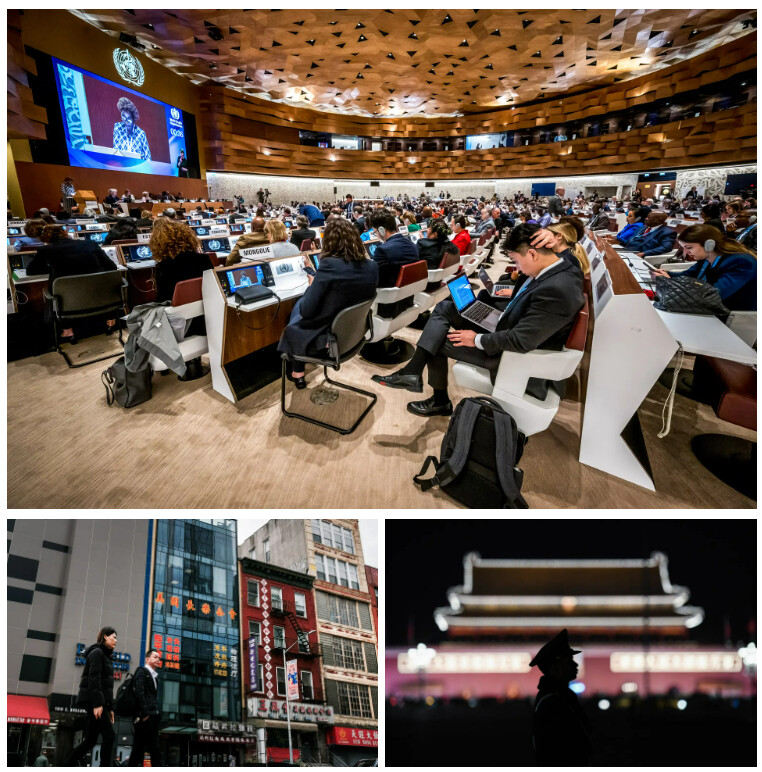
[437,610,705,630]
[448,593,690,609]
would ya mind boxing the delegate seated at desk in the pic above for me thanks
[368,210,421,287]
[278,218,379,389]
[151,218,214,305]
[371,223,585,417]
[225,217,268,266]
[651,225,757,311]
[603,209,645,247]
[417,219,454,269]
[26,224,118,342]
[9,218,46,251]
[624,212,677,257]
[263,219,302,259]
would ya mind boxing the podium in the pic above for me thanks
[73,189,98,212]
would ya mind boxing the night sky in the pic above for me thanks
[387,519,756,646]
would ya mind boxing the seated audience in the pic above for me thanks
[371,223,585,416]
[299,202,326,227]
[472,208,495,236]
[277,217,379,388]
[624,212,677,257]
[417,219,453,269]
[97,206,120,224]
[104,217,138,245]
[403,211,421,231]
[732,218,757,254]
[151,218,214,305]
[351,208,367,234]
[651,225,756,311]
[289,215,317,249]
[264,219,302,258]
[12,218,46,250]
[587,204,610,230]
[701,203,725,233]
[606,209,645,246]
[225,216,268,266]
[103,189,120,206]
[451,216,472,256]
[545,222,590,276]
[27,224,118,342]
[135,210,154,228]
[368,210,421,287]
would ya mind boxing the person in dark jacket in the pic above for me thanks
[530,629,593,766]
[369,210,421,287]
[701,202,725,234]
[128,649,162,767]
[278,217,379,388]
[27,225,119,342]
[104,217,138,245]
[651,225,757,311]
[289,215,317,249]
[65,626,118,767]
[417,219,452,269]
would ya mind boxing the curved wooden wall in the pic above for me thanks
[201,35,755,140]
[202,102,756,180]
[8,10,48,141]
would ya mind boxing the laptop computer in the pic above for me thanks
[478,267,513,298]
[446,273,501,332]
[124,244,154,263]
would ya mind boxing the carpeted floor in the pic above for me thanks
[7,270,755,510]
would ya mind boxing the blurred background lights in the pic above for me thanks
[425,696,435,706]
[677,699,688,710]
[569,682,586,694]
[621,682,639,693]
[598,699,611,710]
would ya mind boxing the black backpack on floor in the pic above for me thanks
[102,357,152,408]
[414,396,529,509]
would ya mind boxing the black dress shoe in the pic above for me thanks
[407,396,454,417]
[287,373,307,390]
[371,372,423,392]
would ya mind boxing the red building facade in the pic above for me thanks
[365,565,379,641]
[239,558,334,765]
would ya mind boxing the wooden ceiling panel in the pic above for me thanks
[69,9,755,117]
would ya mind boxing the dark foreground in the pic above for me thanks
[386,696,757,766]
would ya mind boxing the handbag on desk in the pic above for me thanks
[652,276,729,321]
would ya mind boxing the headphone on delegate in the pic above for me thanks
[376,226,386,238]
[704,238,716,254]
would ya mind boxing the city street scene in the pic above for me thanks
[7,518,378,767]
[386,519,756,767]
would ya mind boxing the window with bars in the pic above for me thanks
[331,637,365,671]
[301,670,314,700]
[247,580,259,607]
[273,626,286,649]
[337,681,373,718]
[311,520,355,554]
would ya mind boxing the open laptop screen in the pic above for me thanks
[125,244,153,262]
[447,273,476,313]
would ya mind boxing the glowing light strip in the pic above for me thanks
[450,594,688,608]
[437,613,704,629]
[398,651,532,674]
[610,652,742,673]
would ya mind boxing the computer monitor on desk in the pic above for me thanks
[102,246,121,267]
[192,225,212,237]
[124,244,154,263]
[201,237,232,255]
[230,222,246,234]
[218,263,274,296]
[8,226,22,236]
[81,231,107,243]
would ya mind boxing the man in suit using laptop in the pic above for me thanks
[372,223,585,416]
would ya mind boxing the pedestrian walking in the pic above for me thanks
[128,649,163,766]
[65,626,118,767]
[530,629,593,766]
[33,751,50,766]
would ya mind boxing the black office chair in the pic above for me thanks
[281,298,377,435]
[43,272,129,368]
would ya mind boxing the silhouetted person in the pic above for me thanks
[530,629,592,766]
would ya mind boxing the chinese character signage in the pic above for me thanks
[327,727,378,748]
[214,643,229,677]
[152,633,181,670]
[286,660,299,701]
[155,592,237,624]
[247,698,335,725]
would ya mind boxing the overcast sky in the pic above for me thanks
[237,517,378,568]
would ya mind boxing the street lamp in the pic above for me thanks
[283,629,316,765]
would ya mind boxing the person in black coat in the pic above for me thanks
[530,629,593,766]
[27,225,119,341]
[66,626,118,767]
[129,649,162,767]
[372,223,585,416]
[104,217,138,245]
[278,217,379,388]
[289,215,317,249]
[369,210,421,287]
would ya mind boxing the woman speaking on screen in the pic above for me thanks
[112,96,151,160]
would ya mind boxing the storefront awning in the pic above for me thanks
[268,747,301,763]
[8,696,50,725]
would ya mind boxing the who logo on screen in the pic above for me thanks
[171,107,180,121]
[113,48,145,87]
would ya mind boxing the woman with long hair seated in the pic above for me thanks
[264,218,302,258]
[278,218,379,389]
[546,221,591,276]
[651,225,756,311]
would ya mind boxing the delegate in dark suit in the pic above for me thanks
[625,225,677,256]
[419,259,584,390]
[372,233,421,287]
[278,255,379,360]
[27,238,117,293]
[129,657,161,767]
